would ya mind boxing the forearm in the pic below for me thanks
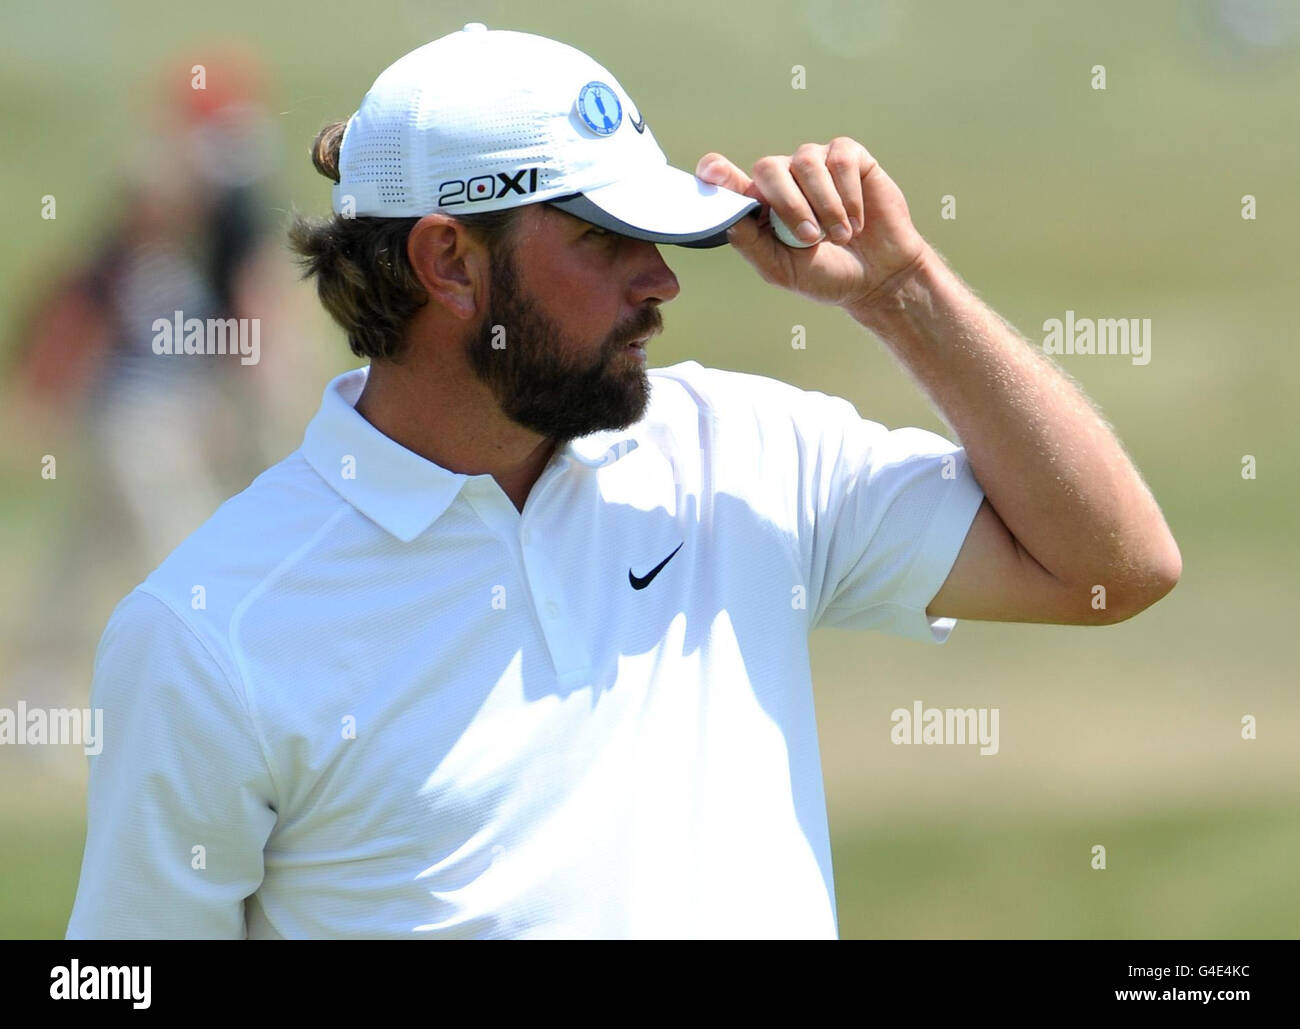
[845,243,1180,595]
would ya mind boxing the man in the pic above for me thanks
[67,25,1179,940]
[9,49,281,689]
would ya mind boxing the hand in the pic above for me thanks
[696,138,929,310]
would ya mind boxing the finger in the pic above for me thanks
[788,142,852,244]
[826,137,867,236]
[695,152,759,200]
[725,208,792,283]
[751,153,824,245]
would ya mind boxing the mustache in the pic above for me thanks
[612,311,663,347]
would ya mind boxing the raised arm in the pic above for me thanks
[699,138,1180,625]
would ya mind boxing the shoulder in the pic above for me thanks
[645,360,968,501]
[122,449,349,667]
[650,359,834,411]
[647,359,868,441]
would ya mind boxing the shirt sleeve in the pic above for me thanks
[795,390,986,642]
[65,588,278,939]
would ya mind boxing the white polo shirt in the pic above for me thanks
[66,359,984,940]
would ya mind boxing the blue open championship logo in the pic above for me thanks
[576,81,622,136]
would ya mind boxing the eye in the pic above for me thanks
[586,225,612,238]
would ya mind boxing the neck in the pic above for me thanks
[354,355,556,514]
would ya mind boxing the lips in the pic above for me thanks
[619,327,656,362]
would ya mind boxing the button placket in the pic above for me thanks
[515,464,590,683]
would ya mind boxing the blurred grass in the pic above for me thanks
[833,801,1300,938]
[0,800,85,940]
[2,0,1297,938]
[9,792,1297,939]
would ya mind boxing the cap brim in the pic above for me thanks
[546,163,760,248]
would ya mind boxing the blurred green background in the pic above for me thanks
[1,0,1296,938]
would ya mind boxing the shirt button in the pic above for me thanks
[545,600,559,618]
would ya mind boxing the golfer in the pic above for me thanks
[67,25,1180,939]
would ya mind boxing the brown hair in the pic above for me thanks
[287,121,523,362]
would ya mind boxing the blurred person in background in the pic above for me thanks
[4,46,301,708]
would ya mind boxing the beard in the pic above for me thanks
[462,239,659,444]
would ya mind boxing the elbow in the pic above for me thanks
[1097,534,1183,625]
[1155,535,1183,596]
[1143,531,1184,608]
[1120,565,1181,622]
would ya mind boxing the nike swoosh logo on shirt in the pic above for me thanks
[629,541,683,590]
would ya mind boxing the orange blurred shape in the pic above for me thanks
[166,43,268,123]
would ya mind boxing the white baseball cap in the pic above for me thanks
[331,23,759,248]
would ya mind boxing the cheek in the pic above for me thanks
[533,260,620,338]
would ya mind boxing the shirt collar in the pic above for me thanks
[301,366,642,542]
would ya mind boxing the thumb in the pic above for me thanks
[726,208,789,281]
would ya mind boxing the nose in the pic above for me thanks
[626,241,680,307]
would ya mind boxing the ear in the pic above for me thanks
[406,214,487,321]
